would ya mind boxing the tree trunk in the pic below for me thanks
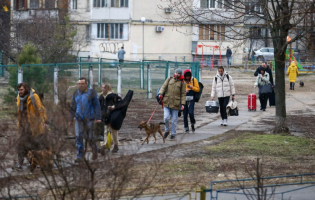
[273,43,290,133]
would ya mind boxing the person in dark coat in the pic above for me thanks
[226,46,232,68]
[254,61,274,86]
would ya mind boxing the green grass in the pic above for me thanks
[205,133,315,157]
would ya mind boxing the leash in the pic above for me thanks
[147,97,163,123]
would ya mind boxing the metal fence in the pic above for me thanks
[0,60,200,104]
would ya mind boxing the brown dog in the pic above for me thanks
[27,150,53,172]
[138,121,165,145]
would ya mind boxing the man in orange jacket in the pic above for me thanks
[182,69,200,134]
[13,83,47,170]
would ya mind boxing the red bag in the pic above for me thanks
[248,89,256,111]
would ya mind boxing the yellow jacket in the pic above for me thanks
[185,77,200,92]
[16,89,47,136]
[287,63,299,83]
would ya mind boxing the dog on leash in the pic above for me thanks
[27,150,53,172]
[300,80,304,87]
[138,121,165,145]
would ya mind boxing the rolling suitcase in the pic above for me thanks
[269,91,276,107]
[248,89,256,111]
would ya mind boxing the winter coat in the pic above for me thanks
[16,89,47,136]
[287,63,299,83]
[70,88,101,121]
[100,92,122,125]
[226,49,232,57]
[254,66,274,85]
[211,71,236,98]
[254,72,270,87]
[159,75,186,110]
[183,69,200,98]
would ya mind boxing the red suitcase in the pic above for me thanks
[248,89,256,111]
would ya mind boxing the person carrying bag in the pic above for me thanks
[254,68,271,111]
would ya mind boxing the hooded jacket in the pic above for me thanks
[16,89,47,136]
[254,65,274,85]
[211,70,235,98]
[183,69,200,97]
[254,72,270,87]
[159,74,186,110]
[287,62,299,82]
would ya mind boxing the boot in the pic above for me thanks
[112,145,119,153]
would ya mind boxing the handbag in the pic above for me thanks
[259,83,273,95]
[230,108,239,116]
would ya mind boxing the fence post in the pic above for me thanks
[98,58,102,87]
[117,65,122,96]
[18,67,23,84]
[79,58,82,78]
[199,64,202,83]
[54,66,59,105]
[199,186,206,200]
[147,64,152,99]
[140,61,144,89]
[89,66,93,89]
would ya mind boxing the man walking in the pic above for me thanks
[118,46,126,63]
[183,69,200,134]
[226,46,232,68]
[254,61,274,86]
[13,83,47,170]
[69,77,102,163]
[158,68,186,140]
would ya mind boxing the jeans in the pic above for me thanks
[290,82,295,90]
[218,97,230,120]
[75,119,97,159]
[183,100,195,131]
[227,57,231,67]
[259,94,268,110]
[164,107,179,136]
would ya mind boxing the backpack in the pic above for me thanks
[215,74,229,84]
[192,78,204,103]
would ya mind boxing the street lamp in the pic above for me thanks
[141,17,146,61]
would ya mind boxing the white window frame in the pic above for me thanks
[97,23,127,40]
[94,0,108,7]
[199,24,226,41]
[111,0,128,8]
[72,0,77,10]
[86,25,91,41]
[201,0,234,10]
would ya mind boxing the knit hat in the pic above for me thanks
[175,68,182,74]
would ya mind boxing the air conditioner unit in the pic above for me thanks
[165,7,173,13]
[156,26,164,32]
[29,10,36,16]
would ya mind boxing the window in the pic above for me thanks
[97,23,125,39]
[245,2,262,14]
[199,24,225,40]
[86,25,91,41]
[30,0,39,9]
[45,0,55,8]
[72,0,77,9]
[16,0,27,10]
[201,0,233,9]
[94,0,108,7]
[111,0,128,7]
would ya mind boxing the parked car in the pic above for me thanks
[253,48,274,61]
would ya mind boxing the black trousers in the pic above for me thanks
[259,94,268,110]
[183,100,196,130]
[218,97,230,120]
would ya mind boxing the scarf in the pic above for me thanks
[18,90,35,111]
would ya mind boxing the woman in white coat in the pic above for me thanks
[211,66,236,126]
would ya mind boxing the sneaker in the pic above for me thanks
[164,131,170,139]
[170,135,176,140]
[12,164,22,170]
[223,119,227,126]
[221,120,224,126]
[74,157,84,163]
[112,145,119,153]
[191,125,195,132]
[185,130,189,134]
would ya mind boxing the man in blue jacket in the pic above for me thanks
[69,77,102,163]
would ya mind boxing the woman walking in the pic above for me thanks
[254,68,270,111]
[211,66,236,126]
[287,61,299,90]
